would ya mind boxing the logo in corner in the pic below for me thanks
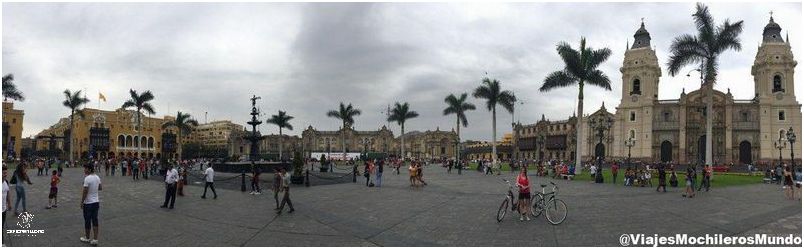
[17,212,35,229]
[6,212,44,236]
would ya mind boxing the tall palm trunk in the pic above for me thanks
[177,129,183,162]
[69,110,75,162]
[279,127,284,161]
[575,82,584,171]
[705,83,713,166]
[137,111,142,159]
[342,122,346,161]
[492,107,497,171]
[456,118,461,161]
[401,123,406,160]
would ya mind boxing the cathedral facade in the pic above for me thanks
[578,18,801,166]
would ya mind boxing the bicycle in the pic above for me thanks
[495,179,519,222]
[531,181,568,225]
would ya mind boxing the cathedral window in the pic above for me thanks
[663,112,671,122]
[772,75,784,93]
[630,111,636,122]
[741,112,749,122]
[631,79,642,95]
[778,111,785,121]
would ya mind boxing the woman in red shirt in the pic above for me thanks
[516,167,532,221]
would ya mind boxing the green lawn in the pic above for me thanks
[558,168,764,188]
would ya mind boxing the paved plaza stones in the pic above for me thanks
[2,165,801,247]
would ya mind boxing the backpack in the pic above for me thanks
[10,172,18,185]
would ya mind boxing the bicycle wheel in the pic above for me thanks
[496,199,509,222]
[531,193,544,217]
[544,198,567,225]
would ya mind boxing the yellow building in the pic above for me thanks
[34,107,181,160]
[462,132,513,161]
[2,101,24,159]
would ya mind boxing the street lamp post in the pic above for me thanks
[775,138,786,169]
[787,127,796,173]
[625,137,635,168]
[589,114,613,184]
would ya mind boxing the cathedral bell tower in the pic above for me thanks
[615,20,662,161]
[751,15,801,163]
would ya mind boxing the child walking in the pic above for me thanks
[46,170,60,209]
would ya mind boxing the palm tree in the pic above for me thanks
[667,3,743,166]
[121,89,156,159]
[326,102,361,161]
[388,102,419,160]
[62,89,90,162]
[473,78,516,172]
[2,74,24,102]
[539,37,612,172]
[443,93,476,162]
[161,111,199,161]
[266,110,294,161]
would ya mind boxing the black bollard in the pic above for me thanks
[241,170,246,192]
[305,169,310,187]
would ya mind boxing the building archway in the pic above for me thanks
[739,141,752,164]
[594,143,605,159]
[660,141,673,162]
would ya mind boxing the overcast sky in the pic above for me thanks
[3,2,802,141]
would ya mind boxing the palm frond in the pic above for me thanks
[540,70,577,92]
[497,91,516,114]
[587,47,612,71]
[693,3,715,43]
[556,42,583,77]
[586,70,612,90]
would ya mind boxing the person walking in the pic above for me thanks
[698,165,711,192]
[133,158,141,180]
[417,161,427,186]
[784,166,794,200]
[376,159,384,188]
[177,164,187,196]
[10,164,32,216]
[276,168,294,214]
[3,166,11,246]
[80,166,102,246]
[161,164,178,209]
[611,163,619,184]
[250,167,262,195]
[104,160,110,176]
[408,163,417,187]
[46,170,60,209]
[516,167,531,221]
[140,159,147,180]
[656,165,666,192]
[272,170,282,210]
[683,166,695,198]
[121,159,128,177]
[201,164,217,199]
[364,161,372,187]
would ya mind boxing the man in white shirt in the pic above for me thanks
[80,166,102,246]
[276,168,294,214]
[161,164,179,209]
[201,165,217,199]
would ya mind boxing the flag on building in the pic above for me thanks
[99,92,107,102]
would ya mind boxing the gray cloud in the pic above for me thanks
[3,2,802,142]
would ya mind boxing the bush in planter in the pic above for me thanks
[319,154,329,172]
[291,151,305,184]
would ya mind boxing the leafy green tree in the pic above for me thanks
[162,111,199,161]
[443,93,475,161]
[388,102,419,160]
[667,3,743,166]
[62,89,89,162]
[474,78,516,171]
[121,89,155,159]
[326,102,361,161]
[539,38,612,170]
[266,110,294,161]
